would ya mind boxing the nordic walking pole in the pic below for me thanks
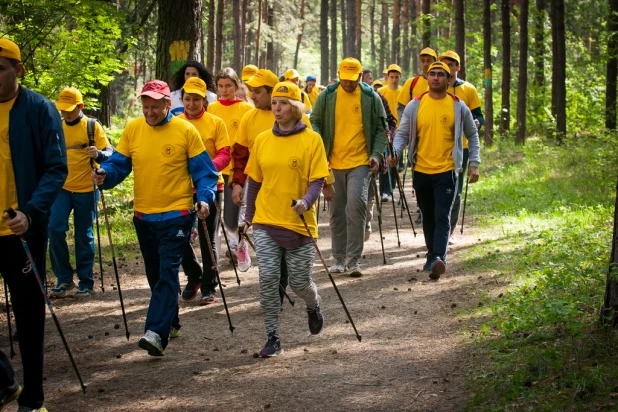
[385,133,417,237]
[216,205,241,286]
[290,201,361,342]
[2,280,15,359]
[6,208,87,393]
[384,165,401,247]
[316,195,320,222]
[88,134,105,293]
[94,171,130,341]
[370,173,387,265]
[239,230,295,307]
[198,204,235,333]
[460,172,470,235]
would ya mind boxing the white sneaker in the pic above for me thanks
[138,330,164,356]
[329,258,347,273]
[346,258,363,277]
[381,193,393,202]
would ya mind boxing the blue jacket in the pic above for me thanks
[9,86,67,234]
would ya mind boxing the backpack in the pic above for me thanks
[409,75,421,100]
[86,117,97,147]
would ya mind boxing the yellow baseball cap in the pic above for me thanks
[0,39,20,61]
[338,57,362,81]
[428,61,451,76]
[183,77,207,98]
[56,88,83,111]
[419,47,438,59]
[284,69,300,80]
[439,50,460,66]
[271,82,302,102]
[382,69,388,75]
[245,69,279,88]
[386,64,402,74]
[241,64,258,81]
[372,80,384,88]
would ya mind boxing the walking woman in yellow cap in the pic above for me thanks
[241,82,330,357]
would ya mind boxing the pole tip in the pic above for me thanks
[125,332,130,341]
[230,326,236,334]
[81,383,88,394]
[356,335,362,342]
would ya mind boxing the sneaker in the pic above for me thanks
[422,254,432,271]
[329,257,347,274]
[347,258,363,278]
[169,326,180,340]
[74,288,94,298]
[236,239,251,272]
[199,292,216,306]
[364,223,372,242]
[49,282,75,298]
[448,231,458,245]
[181,281,201,301]
[259,333,282,358]
[0,382,22,411]
[307,306,324,335]
[138,330,164,356]
[381,193,392,202]
[429,257,446,280]
[17,407,47,412]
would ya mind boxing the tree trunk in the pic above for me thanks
[346,0,357,59]
[155,0,203,85]
[607,0,618,129]
[266,2,275,70]
[454,0,466,80]
[341,0,348,57]
[422,0,431,47]
[601,179,618,327]
[402,0,410,75]
[483,0,494,146]
[533,0,545,88]
[392,0,401,64]
[370,0,376,64]
[330,0,338,81]
[232,0,242,70]
[411,0,418,74]
[516,0,529,145]
[256,0,262,65]
[551,0,566,142]
[356,0,362,58]
[500,0,511,134]
[241,0,248,66]
[379,2,389,72]
[207,0,215,71]
[294,0,306,69]
[215,0,223,72]
[320,0,329,85]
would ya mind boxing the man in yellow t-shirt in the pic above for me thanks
[310,57,387,277]
[397,47,437,120]
[390,62,481,280]
[303,75,320,107]
[284,69,312,115]
[0,38,67,412]
[92,80,218,357]
[49,88,113,299]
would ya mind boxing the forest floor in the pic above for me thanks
[7,193,499,411]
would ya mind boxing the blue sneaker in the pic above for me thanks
[429,257,446,280]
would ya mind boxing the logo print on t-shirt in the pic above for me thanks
[440,114,450,124]
[162,145,175,156]
[231,119,240,128]
[288,157,301,170]
[352,104,361,114]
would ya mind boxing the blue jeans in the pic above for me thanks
[49,189,98,290]
[133,214,193,349]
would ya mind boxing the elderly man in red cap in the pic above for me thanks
[92,80,219,357]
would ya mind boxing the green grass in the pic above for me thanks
[463,134,618,411]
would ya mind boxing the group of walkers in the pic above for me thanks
[0,36,480,411]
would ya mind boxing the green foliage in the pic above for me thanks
[0,0,126,105]
[463,134,618,409]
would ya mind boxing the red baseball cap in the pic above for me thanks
[140,80,171,99]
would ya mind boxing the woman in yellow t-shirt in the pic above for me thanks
[178,77,231,306]
[242,82,330,358]
[207,68,254,265]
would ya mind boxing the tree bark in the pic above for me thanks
[500,0,511,134]
[356,0,362,58]
[241,0,248,67]
[233,0,242,71]
[370,0,376,64]
[533,0,545,88]
[346,0,357,59]
[215,0,224,72]
[402,0,410,75]
[256,0,262,66]
[341,0,348,57]
[320,0,329,85]
[516,0,529,145]
[379,2,389,72]
[483,0,494,146]
[294,0,306,69]
[155,0,203,85]
[207,0,215,71]
[454,0,466,80]
[607,0,618,129]
[422,0,431,47]
[330,0,338,81]
[411,0,419,74]
[601,179,618,327]
[265,2,274,70]
[392,0,401,64]
[551,0,566,142]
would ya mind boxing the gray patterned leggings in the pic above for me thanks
[254,229,320,337]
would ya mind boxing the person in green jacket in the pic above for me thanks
[310,57,386,277]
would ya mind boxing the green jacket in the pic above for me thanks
[310,81,387,163]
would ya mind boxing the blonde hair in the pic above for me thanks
[289,98,305,121]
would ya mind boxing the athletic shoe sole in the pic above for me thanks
[199,296,217,306]
[260,348,283,358]
[138,337,164,356]
[429,260,446,280]
[181,283,200,301]
[0,385,22,411]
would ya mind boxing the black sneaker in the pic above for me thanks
[181,281,201,301]
[429,257,446,280]
[307,306,324,335]
[259,334,282,358]
[0,381,22,410]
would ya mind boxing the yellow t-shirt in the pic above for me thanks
[330,85,368,169]
[0,97,17,236]
[178,112,230,186]
[377,85,402,126]
[414,95,455,174]
[398,75,429,108]
[116,116,206,214]
[305,87,319,107]
[246,128,329,238]
[236,108,312,152]
[207,100,253,175]
[63,116,111,193]
[301,91,313,112]
[448,82,482,149]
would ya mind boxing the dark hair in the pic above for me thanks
[5,57,20,68]
[215,67,241,90]
[172,61,215,93]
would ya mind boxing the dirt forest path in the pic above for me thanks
[7,190,488,412]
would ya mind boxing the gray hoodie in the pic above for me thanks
[393,93,480,173]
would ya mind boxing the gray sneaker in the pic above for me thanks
[74,288,94,298]
[347,258,363,277]
[138,330,164,356]
[329,258,346,273]
[49,282,76,298]
[17,406,47,412]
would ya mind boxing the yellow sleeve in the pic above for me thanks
[236,111,250,147]
[303,92,313,110]
[215,118,231,151]
[301,113,313,130]
[245,137,263,182]
[309,132,330,182]
[186,124,207,157]
[94,122,111,149]
[397,78,413,107]
[115,125,132,157]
